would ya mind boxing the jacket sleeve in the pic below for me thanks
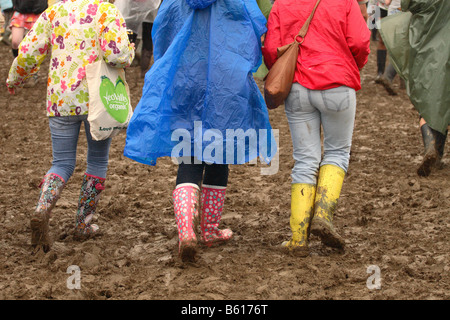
[261,1,281,70]
[98,3,135,68]
[6,10,51,88]
[346,0,371,69]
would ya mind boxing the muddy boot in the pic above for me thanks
[380,64,397,96]
[31,173,65,253]
[74,174,105,240]
[417,124,440,177]
[282,184,315,257]
[310,165,346,250]
[434,130,447,169]
[140,48,152,78]
[200,185,232,247]
[173,184,200,262]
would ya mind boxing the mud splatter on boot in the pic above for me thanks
[173,184,200,262]
[310,165,346,250]
[31,173,65,253]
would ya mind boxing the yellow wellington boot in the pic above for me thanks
[283,184,316,257]
[310,164,346,249]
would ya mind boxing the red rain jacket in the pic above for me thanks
[262,0,371,91]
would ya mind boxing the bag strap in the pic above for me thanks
[295,0,322,44]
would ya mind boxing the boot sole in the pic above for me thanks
[281,242,310,257]
[73,228,102,242]
[381,79,397,96]
[310,218,345,250]
[417,151,438,177]
[201,238,232,248]
[30,214,51,253]
[179,240,197,263]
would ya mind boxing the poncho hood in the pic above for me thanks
[186,0,217,10]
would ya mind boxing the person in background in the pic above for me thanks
[380,0,449,177]
[375,0,402,95]
[6,0,134,253]
[357,0,369,21]
[114,0,161,78]
[9,0,47,87]
[10,0,47,57]
[0,0,13,45]
[140,1,161,78]
[263,0,370,255]
[371,0,389,83]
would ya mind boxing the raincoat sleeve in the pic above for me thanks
[6,10,51,89]
[261,1,281,69]
[98,3,135,68]
[345,0,371,69]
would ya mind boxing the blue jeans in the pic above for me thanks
[285,83,356,185]
[47,115,112,182]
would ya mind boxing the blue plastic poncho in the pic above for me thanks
[124,0,276,165]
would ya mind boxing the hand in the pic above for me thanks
[130,43,135,50]
[7,87,15,95]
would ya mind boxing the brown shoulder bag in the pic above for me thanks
[264,0,322,110]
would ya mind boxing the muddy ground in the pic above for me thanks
[0,40,448,300]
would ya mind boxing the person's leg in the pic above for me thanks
[201,164,232,246]
[32,116,82,252]
[375,8,388,82]
[417,118,447,176]
[1,9,13,45]
[74,117,112,239]
[173,157,204,262]
[47,116,81,182]
[309,86,357,249]
[380,63,398,95]
[285,84,322,186]
[10,13,40,86]
[283,83,322,254]
[10,25,24,57]
[140,22,153,78]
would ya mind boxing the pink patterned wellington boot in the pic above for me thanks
[31,173,66,252]
[200,185,233,247]
[173,184,200,262]
[74,173,105,240]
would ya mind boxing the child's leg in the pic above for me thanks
[200,164,232,246]
[73,118,112,238]
[47,116,82,183]
[203,164,229,187]
[173,157,204,262]
[176,157,205,187]
[10,25,24,57]
[32,116,82,252]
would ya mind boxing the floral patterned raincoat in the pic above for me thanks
[7,0,134,117]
